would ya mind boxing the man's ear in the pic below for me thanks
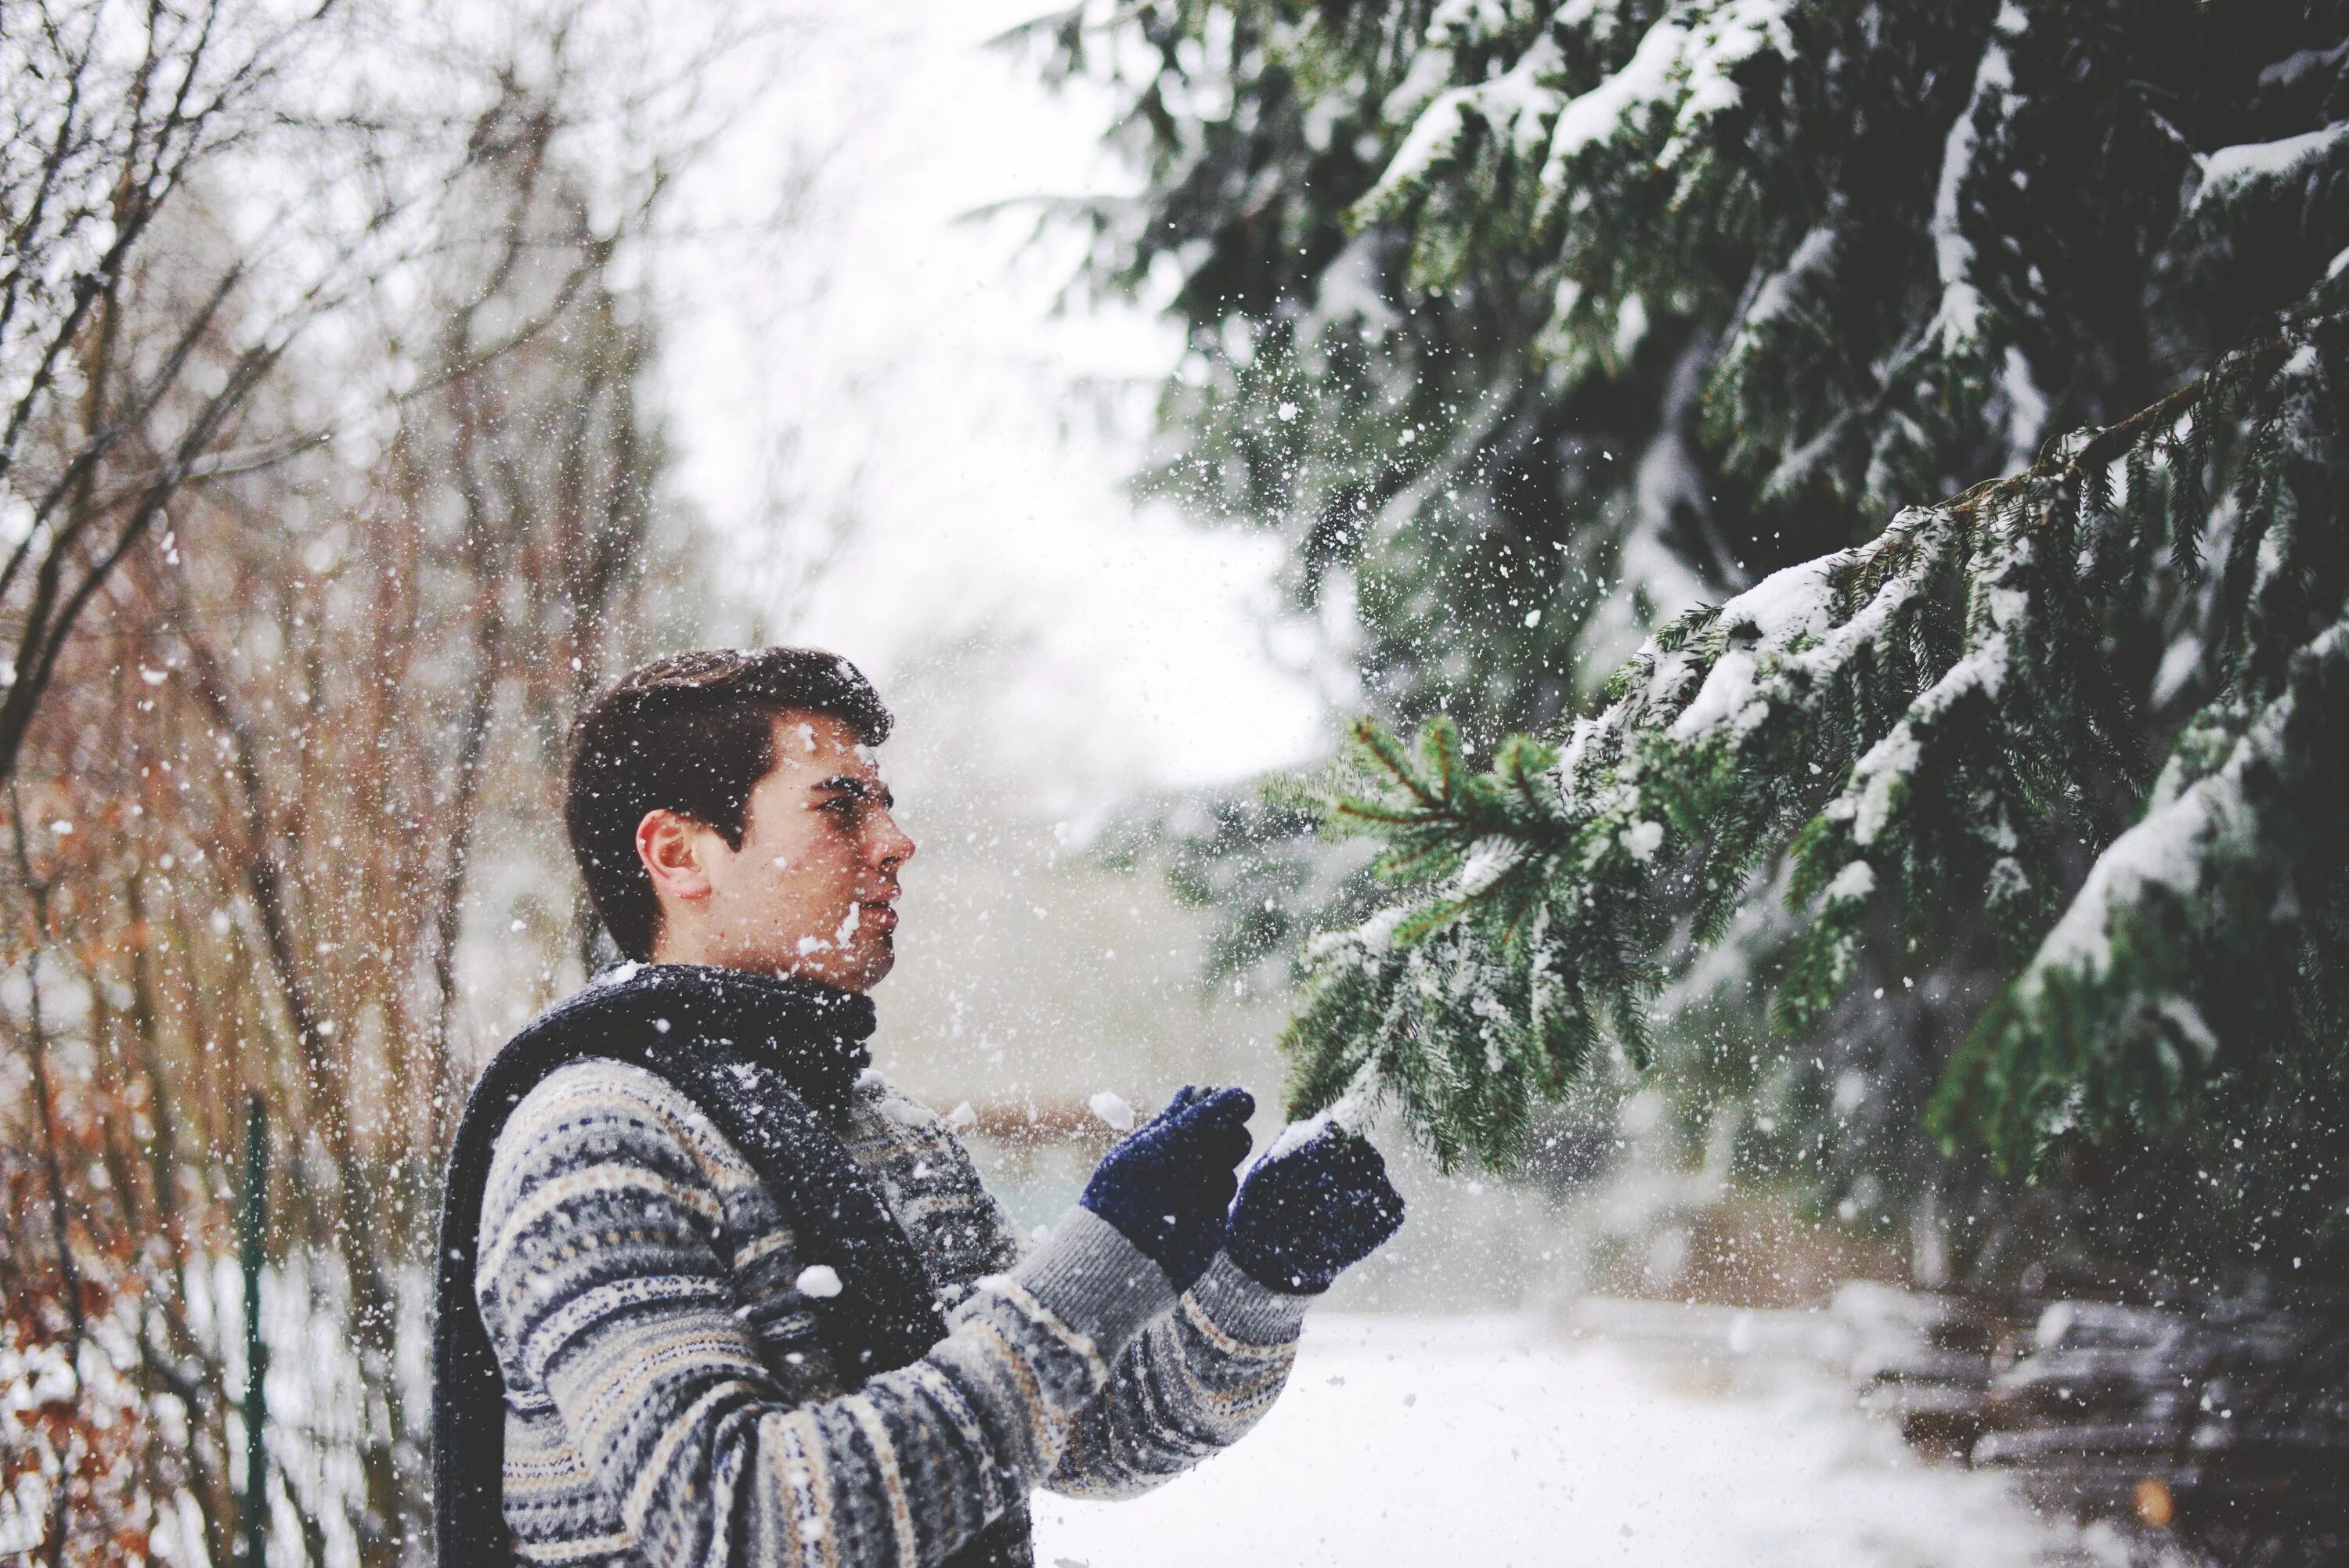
[637,809,716,905]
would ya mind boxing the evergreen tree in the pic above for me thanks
[1047,0,2349,1287]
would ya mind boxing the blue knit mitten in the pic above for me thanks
[1079,1085,1254,1292]
[1227,1123,1405,1294]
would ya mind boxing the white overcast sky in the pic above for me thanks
[655,0,1348,807]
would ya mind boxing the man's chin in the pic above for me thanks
[806,944,895,995]
[847,940,896,993]
[729,931,893,992]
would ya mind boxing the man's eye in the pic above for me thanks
[821,797,858,815]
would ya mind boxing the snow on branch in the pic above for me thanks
[1279,297,2347,1168]
[1349,1,1795,237]
[1941,608,2349,1160]
[2187,122,2349,218]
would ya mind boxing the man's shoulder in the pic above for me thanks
[486,1056,752,1195]
[505,1054,700,1131]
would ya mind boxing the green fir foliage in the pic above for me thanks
[1043,0,2349,1273]
[1286,303,2349,1173]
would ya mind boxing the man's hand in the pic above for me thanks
[1227,1123,1405,1294]
[1079,1085,1254,1292]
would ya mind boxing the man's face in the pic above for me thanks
[640,709,915,991]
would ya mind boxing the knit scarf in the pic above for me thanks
[432,962,1029,1567]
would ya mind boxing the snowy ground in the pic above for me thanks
[1031,1314,2095,1568]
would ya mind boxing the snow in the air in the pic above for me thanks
[795,1264,844,1299]
[1086,1090,1135,1132]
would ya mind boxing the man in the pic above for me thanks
[433,647,1405,1568]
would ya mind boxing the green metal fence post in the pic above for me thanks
[240,1093,269,1568]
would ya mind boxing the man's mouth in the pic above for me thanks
[859,898,898,933]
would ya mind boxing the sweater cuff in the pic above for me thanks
[1186,1251,1312,1343]
[1009,1207,1178,1361]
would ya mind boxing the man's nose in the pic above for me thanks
[873,813,915,868]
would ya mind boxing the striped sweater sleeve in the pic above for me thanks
[475,1071,1173,1568]
[1042,1252,1308,1499]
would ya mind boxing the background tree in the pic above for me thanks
[0,0,444,787]
[0,5,784,1563]
[1045,0,2349,1294]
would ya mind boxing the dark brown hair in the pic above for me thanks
[565,647,893,960]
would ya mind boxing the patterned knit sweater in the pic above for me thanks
[475,1059,1309,1567]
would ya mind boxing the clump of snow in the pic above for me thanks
[1658,0,1796,165]
[1824,860,1876,903]
[1265,1112,1338,1162]
[1539,1,1793,183]
[2152,633,2204,707]
[1307,907,1409,968]
[1456,834,1525,896]
[1722,223,1837,371]
[2026,711,2278,982]
[1999,344,2048,469]
[1088,1090,1135,1132]
[794,1263,843,1299]
[1748,225,1835,333]
[2154,996,2218,1062]
[944,1101,976,1131]
[2015,620,2344,1026]
[2188,122,2348,214]
[1359,32,1564,219]
[1846,725,1921,846]
[1667,554,1841,740]
[1625,820,1665,862]
[1929,28,2018,352]
[1670,647,1758,737]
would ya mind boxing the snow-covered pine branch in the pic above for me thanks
[1283,295,2349,1170]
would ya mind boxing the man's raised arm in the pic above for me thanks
[476,1074,1253,1567]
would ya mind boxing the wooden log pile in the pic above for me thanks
[1845,1288,2349,1563]
[1573,1284,2349,1563]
